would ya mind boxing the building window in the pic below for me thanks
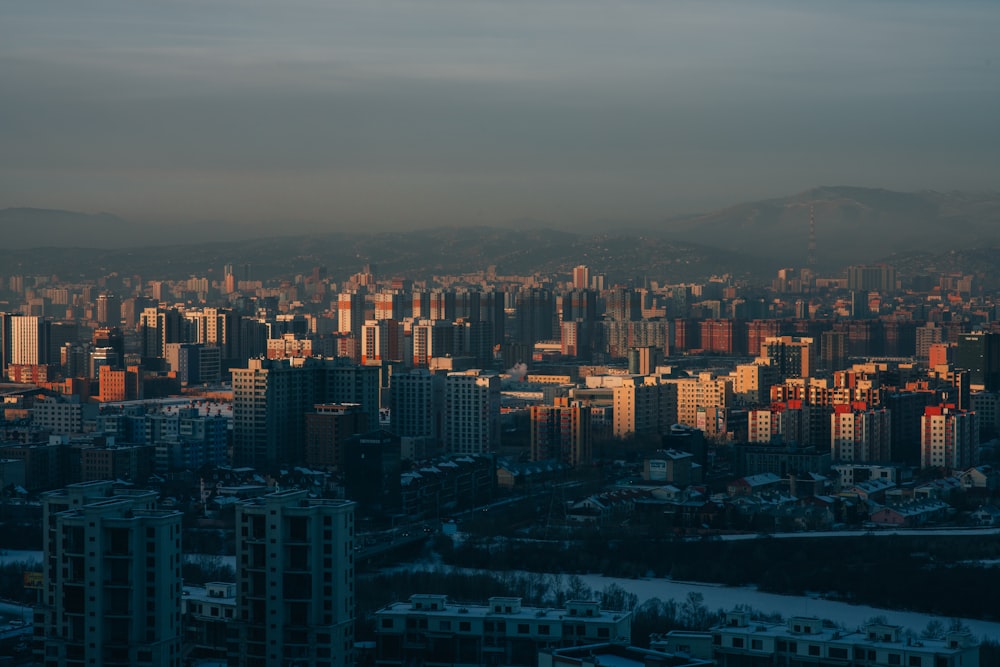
[517,624,529,634]
[732,638,744,648]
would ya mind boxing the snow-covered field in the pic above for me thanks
[7,544,1000,640]
[571,573,1000,639]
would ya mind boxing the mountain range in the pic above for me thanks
[2,187,999,281]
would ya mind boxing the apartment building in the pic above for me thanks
[234,490,356,667]
[375,595,632,667]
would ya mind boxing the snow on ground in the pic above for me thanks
[0,550,41,566]
[717,527,1000,541]
[573,573,1000,640]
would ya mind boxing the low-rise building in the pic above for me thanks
[375,595,632,667]
[711,609,979,667]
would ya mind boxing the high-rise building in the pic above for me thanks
[846,264,897,293]
[235,491,355,667]
[820,330,848,371]
[746,320,784,360]
[955,332,1000,391]
[612,376,667,439]
[304,403,366,469]
[232,358,380,468]
[0,312,13,373]
[699,319,746,355]
[374,291,407,321]
[342,430,402,513]
[95,293,122,327]
[666,372,733,432]
[9,314,51,367]
[443,370,500,455]
[733,362,780,406]
[513,288,554,346]
[99,365,143,403]
[140,307,185,362]
[428,289,456,321]
[921,404,978,470]
[883,390,935,467]
[165,343,222,385]
[361,319,404,365]
[760,336,815,379]
[93,327,125,367]
[337,292,365,339]
[390,369,444,443]
[831,402,892,463]
[627,346,660,376]
[530,397,592,466]
[185,307,238,361]
[452,319,493,367]
[605,288,641,322]
[572,265,590,290]
[410,319,454,367]
[38,481,183,667]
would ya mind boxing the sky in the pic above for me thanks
[1,0,998,230]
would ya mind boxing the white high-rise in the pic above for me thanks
[10,314,50,366]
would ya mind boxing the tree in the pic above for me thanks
[920,619,944,639]
[566,575,592,602]
[681,591,710,630]
[600,583,638,612]
[948,618,970,633]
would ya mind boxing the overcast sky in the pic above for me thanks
[1,0,998,230]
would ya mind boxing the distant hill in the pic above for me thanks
[0,226,755,284]
[0,208,141,248]
[3,187,1000,280]
[658,187,1000,267]
[0,208,279,249]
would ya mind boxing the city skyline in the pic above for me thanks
[2,0,999,229]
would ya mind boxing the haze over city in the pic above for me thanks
[6,3,1000,667]
[3,0,999,231]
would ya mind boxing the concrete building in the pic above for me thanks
[165,343,221,385]
[375,595,632,667]
[232,357,380,469]
[530,397,592,467]
[304,403,366,470]
[181,582,238,661]
[342,430,402,514]
[389,369,444,443]
[541,642,711,667]
[336,291,365,340]
[443,370,500,455]
[37,481,183,667]
[9,314,51,368]
[612,376,663,439]
[362,319,404,365]
[760,336,815,379]
[711,609,978,667]
[98,365,143,403]
[921,404,978,470]
[831,402,892,464]
[234,491,356,667]
[733,362,780,406]
[32,396,93,436]
[955,331,1000,391]
[668,373,733,434]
